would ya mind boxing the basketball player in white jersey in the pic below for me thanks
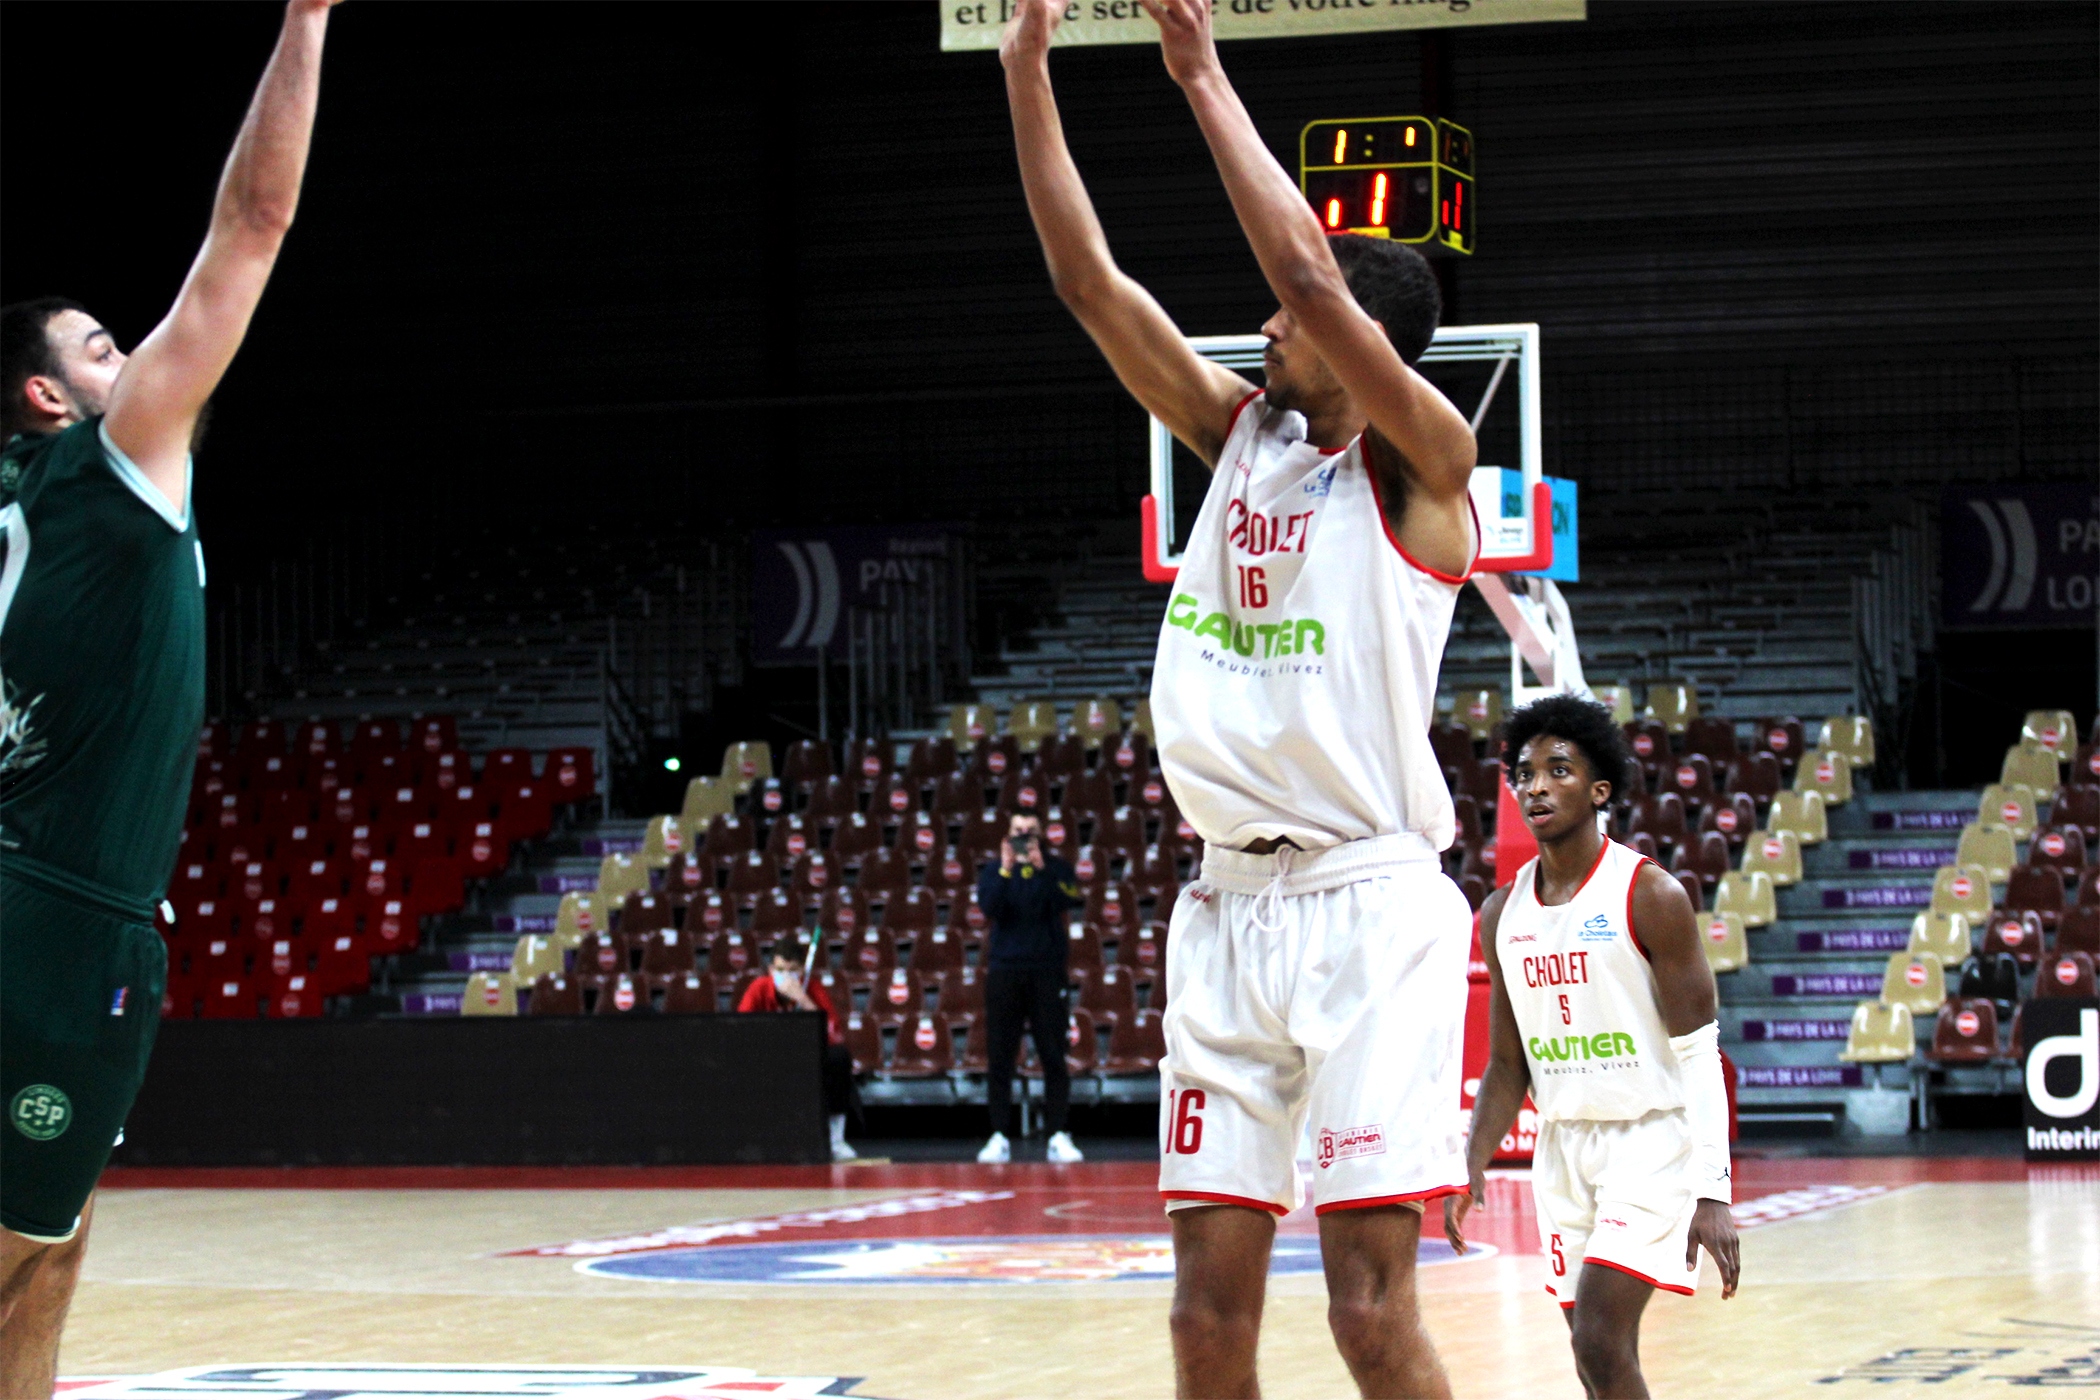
[1003,0,1478,1393]
[1445,695,1741,1400]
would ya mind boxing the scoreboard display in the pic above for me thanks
[1298,116,1475,255]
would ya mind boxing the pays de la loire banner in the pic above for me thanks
[941,0,1585,51]
[752,525,957,667]
[1942,483,2099,631]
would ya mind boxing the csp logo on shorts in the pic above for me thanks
[9,1084,71,1141]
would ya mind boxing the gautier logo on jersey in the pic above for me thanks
[1167,594,1326,658]
[1529,1030,1639,1063]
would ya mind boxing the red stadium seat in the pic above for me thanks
[1106,730,1151,783]
[311,927,370,996]
[846,925,898,976]
[1982,909,2044,964]
[491,781,553,844]
[1069,845,1112,896]
[1627,791,1688,852]
[908,922,966,974]
[1085,882,1138,934]
[704,929,758,980]
[1666,754,1716,816]
[2005,864,2066,929]
[724,850,781,899]
[2059,904,2100,958]
[594,971,649,1015]
[2079,867,2100,908]
[268,972,326,1019]
[842,1010,884,1075]
[749,890,802,940]
[1035,733,1085,782]
[1756,716,1806,771]
[766,814,817,865]
[546,747,595,804]
[634,924,697,976]
[1684,717,1741,767]
[887,1013,954,1077]
[1024,1007,1098,1076]
[873,967,926,1022]
[2053,783,2100,831]
[201,977,260,1020]
[528,973,584,1016]
[2028,824,2087,881]
[1077,964,1140,1022]
[1673,869,1706,914]
[360,895,417,956]
[459,818,508,879]
[1104,1007,1166,1072]
[161,973,201,1021]
[929,966,986,1021]
[1699,793,1758,849]
[1929,998,1998,1063]
[656,970,717,1014]
[1673,832,1730,894]
[1066,922,1105,974]
[2035,951,2097,1000]
[829,812,882,869]
[783,738,833,790]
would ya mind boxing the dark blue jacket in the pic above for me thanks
[976,855,1082,967]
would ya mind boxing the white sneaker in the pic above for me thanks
[1046,1131,1084,1164]
[830,1114,857,1163]
[976,1131,1011,1164]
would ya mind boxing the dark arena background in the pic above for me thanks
[2,2,2096,1396]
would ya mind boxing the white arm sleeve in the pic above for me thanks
[1668,1020,1732,1203]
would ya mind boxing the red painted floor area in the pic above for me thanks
[99,1155,2089,1264]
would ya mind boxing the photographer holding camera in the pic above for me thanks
[974,812,1086,1164]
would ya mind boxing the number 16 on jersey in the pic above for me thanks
[1166,1088,1206,1155]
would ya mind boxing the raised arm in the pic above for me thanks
[1142,0,1475,499]
[104,0,341,511]
[1445,889,1528,1254]
[1002,0,1251,467]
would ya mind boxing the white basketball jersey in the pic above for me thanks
[1497,840,1684,1122]
[1150,395,1468,853]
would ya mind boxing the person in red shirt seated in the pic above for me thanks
[738,939,861,1162]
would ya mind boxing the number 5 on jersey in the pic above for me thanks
[1166,1088,1206,1155]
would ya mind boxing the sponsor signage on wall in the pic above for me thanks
[2022,1000,2099,1161]
[939,0,1586,51]
[1942,483,2099,630]
[751,526,957,666]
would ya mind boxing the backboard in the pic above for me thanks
[1142,322,1548,582]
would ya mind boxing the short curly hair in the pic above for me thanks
[1327,234,1442,366]
[1501,694,1632,810]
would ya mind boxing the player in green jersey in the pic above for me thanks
[0,3,344,1390]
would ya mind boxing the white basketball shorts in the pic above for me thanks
[1533,1108,1702,1304]
[1158,833,1471,1217]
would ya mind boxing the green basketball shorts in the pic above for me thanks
[1,862,166,1241]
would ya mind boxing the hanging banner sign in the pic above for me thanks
[1942,482,2099,631]
[940,0,1586,52]
[751,525,957,667]
[2022,1000,2099,1161]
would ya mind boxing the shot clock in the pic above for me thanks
[1299,116,1475,254]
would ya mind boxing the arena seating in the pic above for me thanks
[160,715,592,1019]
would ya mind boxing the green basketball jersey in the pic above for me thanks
[0,418,204,909]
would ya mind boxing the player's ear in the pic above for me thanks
[22,374,69,417]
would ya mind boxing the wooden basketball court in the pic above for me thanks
[57,1156,2099,1398]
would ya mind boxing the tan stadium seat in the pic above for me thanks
[1591,684,1636,724]
[2022,709,2078,757]
[639,814,687,871]
[1837,1001,1915,1063]
[1740,829,1803,886]
[948,703,995,753]
[511,934,564,985]
[1076,697,1123,749]
[1977,784,2039,841]
[1794,748,1854,805]
[553,891,609,947]
[1954,823,2017,886]
[1929,864,1992,924]
[1454,688,1504,742]
[681,774,735,830]
[1701,910,1748,973]
[1907,912,1972,966]
[1647,681,1699,736]
[1879,951,1947,1017]
[1713,870,1775,927]
[1766,790,1828,845]
[2001,742,2060,793]
[1009,699,1060,754]
[1819,715,1876,768]
[596,852,649,903]
[460,971,517,1017]
[1129,699,1155,742]
[720,740,773,794]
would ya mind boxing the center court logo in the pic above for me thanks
[10,1084,70,1141]
[53,1365,875,1399]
